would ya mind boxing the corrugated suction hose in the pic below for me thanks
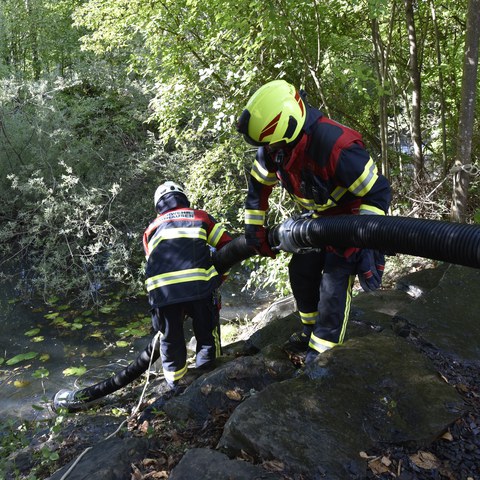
[53,215,480,411]
[269,215,480,268]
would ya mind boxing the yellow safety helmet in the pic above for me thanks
[237,80,306,146]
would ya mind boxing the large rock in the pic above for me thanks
[48,436,152,480]
[393,265,480,361]
[348,289,415,338]
[164,345,296,424]
[169,448,283,479]
[218,334,464,480]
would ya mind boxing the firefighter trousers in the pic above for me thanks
[151,294,221,387]
[288,250,356,353]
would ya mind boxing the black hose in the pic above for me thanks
[213,235,257,274]
[269,215,480,268]
[53,214,480,411]
[53,335,161,411]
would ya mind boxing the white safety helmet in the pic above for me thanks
[154,181,187,208]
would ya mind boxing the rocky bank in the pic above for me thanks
[4,263,480,480]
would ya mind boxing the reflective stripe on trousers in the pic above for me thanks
[288,251,356,353]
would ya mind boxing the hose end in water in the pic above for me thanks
[52,389,85,412]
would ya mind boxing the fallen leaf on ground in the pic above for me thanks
[131,463,143,480]
[359,451,377,459]
[225,389,243,401]
[381,456,392,467]
[144,472,168,479]
[441,431,453,441]
[368,458,390,475]
[263,459,285,471]
[410,451,441,470]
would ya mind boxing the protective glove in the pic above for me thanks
[245,225,277,259]
[355,249,385,292]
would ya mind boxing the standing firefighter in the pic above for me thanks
[143,181,232,390]
[237,80,391,363]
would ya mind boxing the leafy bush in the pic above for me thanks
[0,72,153,304]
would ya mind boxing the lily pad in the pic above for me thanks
[6,352,38,365]
[25,328,41,337]
[63,366,87,377]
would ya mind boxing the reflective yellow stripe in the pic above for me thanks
[163,363,188,384]
[348,158,378,197]
[245,209,266,226]
[146,266,218,292]
[331,186,347,202]
[309,273,354,354]
[299,311,318,326]
[338,274,355,344]
[149,227,206,252]
[251,160,278,186]
[359,204,385,215]
[213,327,221,357]
[208,223,227,247]
[292,193,336,211]
[309,334,337,353]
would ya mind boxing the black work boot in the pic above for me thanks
[285,331,311,352]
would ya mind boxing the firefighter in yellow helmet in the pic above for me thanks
[143,181,232,390]
[237,80,391,363]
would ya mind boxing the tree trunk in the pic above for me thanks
[25,0,41,79]
[371,5,396,181]
[372,19,389,179]
[404,0,424,180]
[451,0,480,223]
[429,0,448,176]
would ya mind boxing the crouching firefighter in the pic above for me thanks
[143,181,232,392]
[237,80,391,364]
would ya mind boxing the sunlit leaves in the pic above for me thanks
[0,73,151,306]
[32,367,50,379]
[30,336,45,343]
[62,366,87,376]
[114,316,151,339]
[25,328,41,337]
[13,379,31,388]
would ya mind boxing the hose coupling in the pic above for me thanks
[270,215,320,254]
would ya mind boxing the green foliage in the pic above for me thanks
[0,0,88,79]
[243,252,292,298]
[0,0,478,305]
[475,210,480,224]
[62,365,87,376]
[0,71,154,304]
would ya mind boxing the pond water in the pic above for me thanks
[0,272,272,422]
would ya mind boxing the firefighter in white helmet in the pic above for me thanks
[143,181,232,390]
